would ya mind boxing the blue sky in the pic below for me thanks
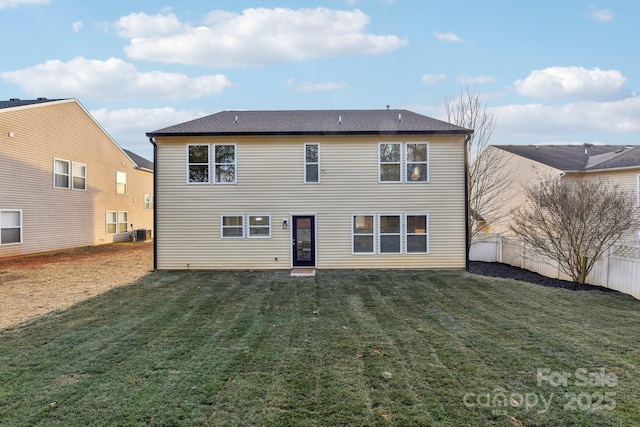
[1,0,638,161]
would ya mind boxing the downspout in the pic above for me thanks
[464,133,471,271]
[149,137,158,272]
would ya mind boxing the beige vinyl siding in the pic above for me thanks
[0,100,153,258]
[155,134,466,270]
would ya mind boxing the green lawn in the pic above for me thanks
[1,269,639,426]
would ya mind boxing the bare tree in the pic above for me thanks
[510,177,639,284]
[445,86,512,253]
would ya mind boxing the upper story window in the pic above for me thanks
[188,144,210,183]
[0,209,22,245]
[116,171,127,195]
[144,194,154,210]
[54,159,70,188]
[54,158,86,190]
[379,142,429,183]
[214,144,236,183]
[406,143,428,182]
[379,143,401,182]
[305,143,320,183]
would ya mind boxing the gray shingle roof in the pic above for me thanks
[146,109,471,137]
[0,98,64,109]
[495,144,640,171]
[124,149,154,171]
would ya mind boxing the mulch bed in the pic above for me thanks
[468,261,618,293]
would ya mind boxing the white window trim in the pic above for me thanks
[221,214,245,238]
[118,211,129,234]
[378,142,402,183]
[405,143,430,183]
[352,214,376,254]
[106,210,129,235]
[116,171,127,195]
[72,161,87,191]
[248,214,272,239]
[0,209,22,245]
[378,214,402,254]
[53,158,71,189]
[187,144,211,184]
[144,194,154,210]
[214,144,237,184]
[304,143,320,184]
[405,213,429,254]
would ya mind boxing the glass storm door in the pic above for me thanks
[292,216,315,267]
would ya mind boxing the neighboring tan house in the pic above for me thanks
[479,144,640,239]
[146,109,472,270]
[0,98,154,259]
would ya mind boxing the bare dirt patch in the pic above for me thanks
[0,242,153,329]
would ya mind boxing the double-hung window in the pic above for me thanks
[379,143,401,182]
[352,215,375,254]
[305,143,320,183]
[248,215,271,238]
[221,215,244,238]
[406,214,429,253]
[214,144,236,183]
[54,158,70,188]
[72,162,87,190]
[406,143,428,182]
[0,210,22,245]
[116,171,127,195]
[188,144,210,183]
[379,215,401,253]
[144,194,154,210]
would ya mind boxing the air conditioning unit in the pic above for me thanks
[136,229,148,242]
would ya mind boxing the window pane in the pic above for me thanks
[55,160,69,174]
[73,176,86,190]
[223,227,243,237]
[107,211,117,222]
[215,165,235,183]
[223,216,243,227]
[406,144,427,162]
[107,223,117,234]
[380,235,400,253]
[189,165,209,183]
[189,145,209,163]
[353,216,373,234]
[380,144,400,162]
[249,216,269,226]
[55,175,69,188]
[407,215,427,233]
[407,164,428,182]
[407,235,427,252]
[1,211,20,227]
[215,145,235,163]
[73,163,85,177]
[380,164,400,181]
[379,215,400,233]
[1,228,20,244]
[249,227,270,237]
[306,164,319,182]
[306,144,318,162]
[354,235,374,253]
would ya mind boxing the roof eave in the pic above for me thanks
[146,129,472,138]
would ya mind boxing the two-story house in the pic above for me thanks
[477,144,640,240]
[146,109,471,270]
[0,98,154,259]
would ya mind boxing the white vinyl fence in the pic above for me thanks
[470,233,640,300]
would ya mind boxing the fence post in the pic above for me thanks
[521,238,525,269]
[497,233,503,263]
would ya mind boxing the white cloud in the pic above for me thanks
[0,57,232,100]
[0,0,48,10]
[514,66,628,100]
[72,21,84,33]
[114,8,408,67]
[457,75,496,84]
[287,78,346,93]
[494,96,640,141]
[433,31,464,43]
[588,7,614,22]
[421,73,446,84]
[91,107,206,160]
